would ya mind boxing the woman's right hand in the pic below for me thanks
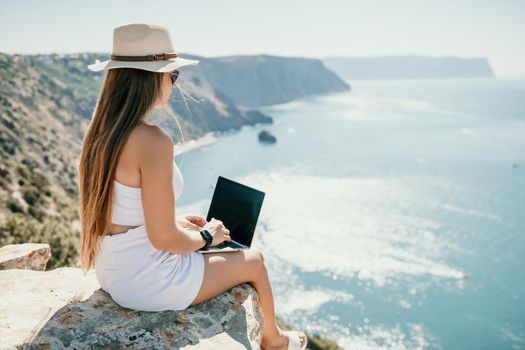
[202,218,231,246]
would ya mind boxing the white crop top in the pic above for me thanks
[110,160,184,226]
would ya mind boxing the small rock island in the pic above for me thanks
[258,130,277,143]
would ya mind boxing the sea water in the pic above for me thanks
[176,77,525,349]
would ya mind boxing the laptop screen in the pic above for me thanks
[206,176,265,247]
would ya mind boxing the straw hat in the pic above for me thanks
[87,23,199,72]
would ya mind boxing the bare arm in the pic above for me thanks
[138,125,206,254]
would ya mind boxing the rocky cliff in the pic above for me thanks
[190,53,350,107]
[0,243,264,349]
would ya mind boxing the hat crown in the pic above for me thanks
[87,22,199,72]
[112,23,175,56]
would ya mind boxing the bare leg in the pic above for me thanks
[190,248,306,349]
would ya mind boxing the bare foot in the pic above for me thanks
[260,329,307,350]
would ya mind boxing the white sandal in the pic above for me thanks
[283,330,307,350]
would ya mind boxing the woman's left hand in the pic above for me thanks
[176,214,208,231]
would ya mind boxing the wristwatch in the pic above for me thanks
[199,229,213,250]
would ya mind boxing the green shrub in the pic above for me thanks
[28,205,46,221]
[15,165,30,179]
[0,213,36,243]
[30,171,50,188]
[21,185,41,206]
[6,198,24,213]
[0,213,80,269]
[39,218,79,269]
[0,166,9,178]
[0,176,11,191]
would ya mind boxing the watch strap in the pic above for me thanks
[199,229,213,250]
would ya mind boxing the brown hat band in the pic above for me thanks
[111,53,178,62]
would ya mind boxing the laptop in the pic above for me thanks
[198,176,265,253]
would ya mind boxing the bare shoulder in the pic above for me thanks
[130,122,174,159]
[131,122,173,147]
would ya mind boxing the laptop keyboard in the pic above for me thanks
[204,239,249,251]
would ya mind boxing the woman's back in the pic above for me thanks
[107,122,180,235]
[114,121,155,188]
[111,160,184,227]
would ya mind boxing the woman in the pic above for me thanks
[77,23,307,350]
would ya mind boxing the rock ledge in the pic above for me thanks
[0,244,263,350]
[0,243,51,271]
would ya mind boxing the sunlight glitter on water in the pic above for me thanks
[240,168,466,288]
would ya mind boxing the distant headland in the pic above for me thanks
[323,55,495,80]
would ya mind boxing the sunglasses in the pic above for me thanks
[170,70,180,85]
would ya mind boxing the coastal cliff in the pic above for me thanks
[186,53,351,107]
[323,55,495,80]
[0,243,264,349]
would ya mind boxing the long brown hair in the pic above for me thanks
[77,68,164,272]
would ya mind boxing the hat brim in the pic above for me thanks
[87,56,199,72]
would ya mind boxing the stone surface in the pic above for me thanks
[0,266,263,350]
[0,243,51,271]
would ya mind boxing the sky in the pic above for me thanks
[1,0,524,77]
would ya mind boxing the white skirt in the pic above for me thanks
[94,224,205,311]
